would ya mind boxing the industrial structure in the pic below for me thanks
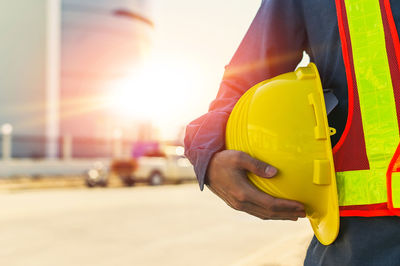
[0,0,153,160]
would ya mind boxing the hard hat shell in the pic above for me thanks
[226,63,339,245]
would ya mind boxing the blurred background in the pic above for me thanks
[0,1,311,265]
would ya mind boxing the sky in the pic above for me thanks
[146,0,262,139]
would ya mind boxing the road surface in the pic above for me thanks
[0,184,312,266]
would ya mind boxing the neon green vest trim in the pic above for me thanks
[393,172,400,207]
[337,0,400,206]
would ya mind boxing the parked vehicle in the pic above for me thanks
[84,145,196,187]
[110,159,138,186]
[85,161,108,187]
[135,146,195,185]
[112,146,196,186]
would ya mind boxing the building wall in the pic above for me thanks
[0,1,48,136]
[0,0,60,158]
[0,0,152,158]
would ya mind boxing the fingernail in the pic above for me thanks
[265,166,277,177]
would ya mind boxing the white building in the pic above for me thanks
[0,0,60,158]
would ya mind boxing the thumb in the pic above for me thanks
[237,152,278,178]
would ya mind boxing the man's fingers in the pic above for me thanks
[239,201,306,220]
[229,181,306,219]
[245,180,304,209]
[244,185,306,216]
[235,151,277,178]
[270,198,305,212]
[245,209,298,221]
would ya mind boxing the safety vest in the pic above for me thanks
[334,0,400,216]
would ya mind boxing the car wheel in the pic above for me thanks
[85,179,96,188]
[148,172,164,186]
[85,167,108,188]
[121,176,135,187]
[99,180,108,187]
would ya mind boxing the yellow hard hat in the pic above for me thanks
[226,63,339,245]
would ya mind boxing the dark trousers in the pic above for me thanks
[305,217,400,266]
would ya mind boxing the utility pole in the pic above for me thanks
[46,0,61,159]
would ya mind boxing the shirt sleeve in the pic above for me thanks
[184,0,307,190]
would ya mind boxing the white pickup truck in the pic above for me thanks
[85,146,196,187]
[133,146,196,185]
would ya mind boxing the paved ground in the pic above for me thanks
[0,184,313,266]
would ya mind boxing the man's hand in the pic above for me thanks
[206,150,306,221]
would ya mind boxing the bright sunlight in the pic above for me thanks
[108,57,198,122]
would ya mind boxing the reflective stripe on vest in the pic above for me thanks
[335,0,400,213]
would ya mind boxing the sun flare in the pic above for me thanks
[108,58,197,123]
